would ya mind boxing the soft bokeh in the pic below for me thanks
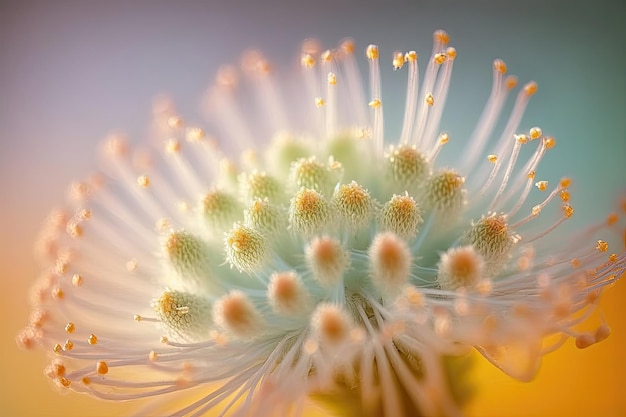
[1,1,624,416]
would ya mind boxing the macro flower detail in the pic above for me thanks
[17,30,625,417]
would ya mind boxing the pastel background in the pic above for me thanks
[1,1,624,416]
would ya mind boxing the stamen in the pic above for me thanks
[366,44,384,154]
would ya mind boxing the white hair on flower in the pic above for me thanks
[18,30,625,417]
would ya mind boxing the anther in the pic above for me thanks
[529,127,542,140]
[88,334,98,345]
[392,52,405,70]
[96,361,109,375]
[137,175,150,188]
[494,59,507,74]
[366,45,379,60]
[425,93,435,106]
[524,81,538,96]
[434,53,447,65]
[64,323,75,334]
[596,240,609,252]
[535,181,548,191]
[369,98,381,108]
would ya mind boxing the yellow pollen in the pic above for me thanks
[160,336,169,344]
[166,138,181,153]
[186,127,205,142]
[341,40,355,54]
[369,98,381,108]
[88,334,98,345]
[560,190,570,202]
[529,127,542,139]
[434,53,447,65]
[535,180,548,191]
[425,93,434,106]
[527,170,536,180]
[65,323,75,334]
[446,47,457,60]
[531,205,542,216]
[515,134,528,144]
[321,50,332,62]
[505,75,518,89]
[63,339,73,351]
[596,240,609,252]
[406,50,417,62]
[327,72,337,85]
[434,30,450,44]
[96,361,108,375]
[392,52,405,69]
[301,53,315,68]
[607,213,618,225]
[487,154,498,163]
[59,377,71,387]
[66,222,82,238]
[494,59,507,74]
[167,116,183,129]
[315,97,325,107]
[366,44,379,60]
[562,204,574,218]
[126,259,138,272]
[52,288,64,299]
[82,377,91,385]
[438,132,449,144]
[134,314,142,322]
[524,81,538,96]
[53,344,62,354]
[560,177,572,188]
[137,175,150,188]
[544,136,556,149]
[609,253,617,263]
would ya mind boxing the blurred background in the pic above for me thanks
[1,0,624,416]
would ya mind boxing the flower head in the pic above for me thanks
[17,30,625,417]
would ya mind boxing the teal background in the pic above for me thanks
[1,1,624,416]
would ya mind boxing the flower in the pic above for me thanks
[16,30,625,417]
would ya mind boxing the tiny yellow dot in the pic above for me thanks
[524,81,538,96]
[72,274,83,287]
[96,361,108,375]
[494,59,507,74]
[425,93,434,106]
[535,181,548,191]
[366,45,379,60]
[529,127,542,140]
[433,53,447,65]
[63,339,74,351]
[369,98,382,108]
[137,175,150,188]
[65,323,75,334]
[562,204,574,218]
[596,240,609,252]
[88,334,98,345]
[505,76,518,90]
